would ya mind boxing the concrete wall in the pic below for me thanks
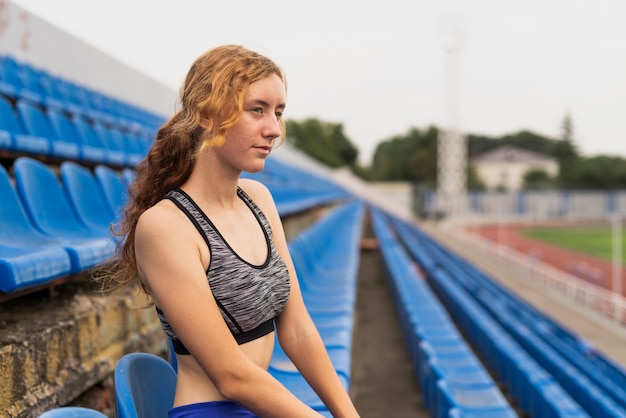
[0,1,177,118]
[0,276,164,418]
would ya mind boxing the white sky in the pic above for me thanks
[12,0,626,165]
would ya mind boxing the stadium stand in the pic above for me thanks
[377,206,626,417]
[242,156,354,216]
[5,42,625,418]
[269,200,365,414]
[369,206,519,418]
[0,163,72,294]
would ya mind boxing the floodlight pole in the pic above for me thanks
[437,34,467,218]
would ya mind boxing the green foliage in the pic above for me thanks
[523,169,555,190]
[284,114,626,190]
[369,126,439,183]
[570,155,626,189]
[285,118,358,168]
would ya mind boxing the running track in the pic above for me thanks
[466,224,626,298]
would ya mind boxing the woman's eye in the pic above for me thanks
[275,111,283,119]
[251,107,263,114]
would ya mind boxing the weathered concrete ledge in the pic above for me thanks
[0,276,164,418]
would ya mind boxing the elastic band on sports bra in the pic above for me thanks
[156,307,276,355]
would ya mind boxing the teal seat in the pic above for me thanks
[0,164,71,293]
[13,157,115,270]
[38,406,108,418]
[114,352,177,418]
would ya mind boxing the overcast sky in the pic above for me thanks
[12,0,626,165]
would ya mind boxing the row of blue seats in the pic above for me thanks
[369,207,517,418]
[270,199,365,416]
[244,157,353,216]
[0,157,132,295]
[0,54,164,130]
[107,199,365,418]
[0,94,151,167]
[0,154,353,299]
[390,216,626,417]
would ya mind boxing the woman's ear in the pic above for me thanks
[199,118,210,129]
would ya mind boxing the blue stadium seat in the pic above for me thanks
[16,98,80,160]
[74,117,126,166]
[268,366,331,413]
[38,406,108,418]
[47,107,107,163]
[59,161,116,234]
[121,168,137,186]
[0,95,50,155]
[0,244,71,294]
[13,157,115,268]
[114,352,176,418]
[0,55,42,104]
[435,379,515,418]
[0,164,72,293]
[91,122,131,166]
[94,165,128,222]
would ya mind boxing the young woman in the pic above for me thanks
[106,45,360,417]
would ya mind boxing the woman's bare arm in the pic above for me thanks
[134,201,322,417]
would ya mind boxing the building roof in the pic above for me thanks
[471,145,557,164]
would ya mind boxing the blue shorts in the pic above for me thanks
[168,401,258,418]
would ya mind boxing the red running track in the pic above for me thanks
[466,224,626,298]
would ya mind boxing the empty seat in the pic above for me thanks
[0,164,72,293]
[121,168,137,186]
[74,117,126,166]
[94,165,128,222]
[114,352,176,418]
[59,161,116,234]
[16,98,81,160]
[0,55,42,104]
[0,95,50,155]
[91,122,131,166]
[13,157,115,267]
[47,107,107,163]
[38,406,108,418]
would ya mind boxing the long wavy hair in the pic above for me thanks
[98,45,287,295]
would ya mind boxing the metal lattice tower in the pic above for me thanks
[437,26,467,217]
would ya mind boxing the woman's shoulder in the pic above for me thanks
[238,178,278,215]
[136,198,188,238]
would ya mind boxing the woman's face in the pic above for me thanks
[216,74,286,174]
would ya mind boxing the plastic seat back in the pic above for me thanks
[94,165,127,221]
[60,161,115,232]
[16,99,80,159]
[0,95,50,154]
[121,168,136,186]
[114,352,177,418]
[13,157,93,238]
[0,164,57,246]
[38,406,108,418]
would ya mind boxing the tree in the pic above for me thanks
[369,126,439,183]
[556,112,580,188]
[523,169,555,190]
[285,118,359,169]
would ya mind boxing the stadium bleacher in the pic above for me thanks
[5,50,626,418]
[1,52,365,416]
[372,206,626,417]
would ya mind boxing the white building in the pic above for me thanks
[471,145,559,191]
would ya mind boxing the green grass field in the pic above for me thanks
[520,225,626,262]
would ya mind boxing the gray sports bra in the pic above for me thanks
[156,187,291,354]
